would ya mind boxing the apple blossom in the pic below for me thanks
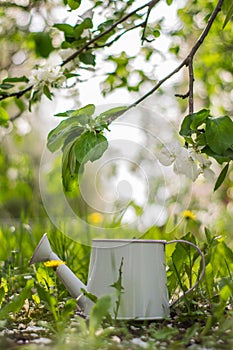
[30,65,66,89]
[158,141,214,181]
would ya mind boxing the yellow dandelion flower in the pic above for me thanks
[88,212,103,224]
[182,210,196,220]
[44,260,65,268]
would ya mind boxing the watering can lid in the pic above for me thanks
[92,239,167,244]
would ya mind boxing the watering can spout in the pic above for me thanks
[30,233,87,308]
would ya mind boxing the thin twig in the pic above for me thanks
[175,91,189,99]
[0,85,33,102]
[10,112,24,122]
[93,23,143,49]
[141,6,153,44]
[61,0,160,67]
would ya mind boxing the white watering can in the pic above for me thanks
[30,234,205,320]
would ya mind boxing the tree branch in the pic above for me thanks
[187,57,194,114]
[128,0,224,112]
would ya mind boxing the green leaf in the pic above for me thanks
[73,18,93,39]
[0,280,33,319]
[0,83,14,89]
[54,23,74,36]
[67,0,81,10]
[47,117,83,152]
[152,326,179,340]
[166,0,173,4]
[89,295,111,334]
[190,109,210,130]
[223,2,233,29]
[196,133,206,147]
[223,148,233,160]
[0,287,5,305]
[43,84,52,100]
[62,142,75,191]
[214,163,229,191]
[0,106,9,127]
[204,227,213,245]
[180,109,210,138]
[110,259,124,293]
[68,142,78,176]
[206,116,233,155]
[3,76,29,83]
[54,110,75,118]
[74,131,108,164]
[62,129,84,149]
[201,146,231,164]
[81,288,98,303]
[33,32,54,58]
[79,53,96,66]
[61,299,77,321]
[64,72,80,79]
[36,283,58,321]
[97,19,114,32]
[71,104,95,118]
[179,114,193,137]
[59,104,95,126]
[97,106,129,123]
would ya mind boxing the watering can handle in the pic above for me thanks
[166,239,206,307]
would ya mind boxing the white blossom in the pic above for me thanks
[30,65,66,88]
[174,147,200,181]
[158,141,179,166]
[203,167,215,181]
[158,141,214,182]
[59,48,75,61]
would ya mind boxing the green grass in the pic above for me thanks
[0,217,232,349]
